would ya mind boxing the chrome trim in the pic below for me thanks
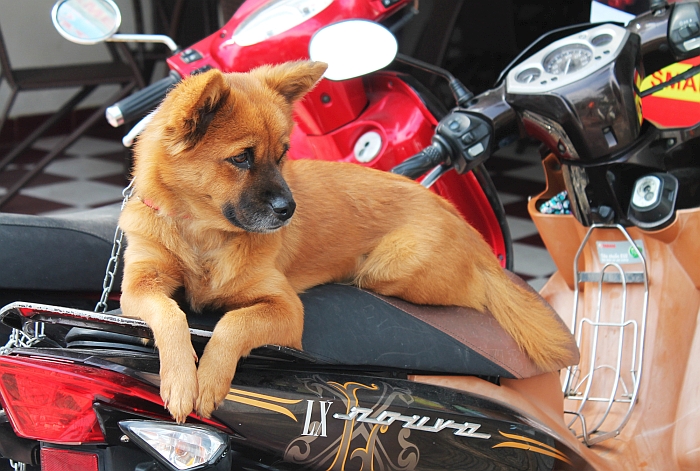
[0,302,212,341]
[563,224,649,446]
[107,33,178,54]
[105,104,124,128]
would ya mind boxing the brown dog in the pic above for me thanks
[119,61,571,422]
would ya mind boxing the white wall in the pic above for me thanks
[0,0,147,118]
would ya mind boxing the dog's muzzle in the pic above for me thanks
[222,194,296,233]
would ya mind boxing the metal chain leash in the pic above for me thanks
[95,179,135,313]
[0,322,46,355]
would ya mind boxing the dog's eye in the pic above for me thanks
[277,144,290,164]
[228,150,252,169]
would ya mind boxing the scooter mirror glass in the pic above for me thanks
[309,20,398,81]
[51,0,122,45]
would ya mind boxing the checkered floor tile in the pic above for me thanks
[0,134,129,215]
[486,141,555,291]
[0,134,556,289]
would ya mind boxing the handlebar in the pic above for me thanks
[105,70,181,127]
[391,143,448,179]
[391,110,494,182]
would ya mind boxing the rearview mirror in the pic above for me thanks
[51,0,121,45]
[309,20,398,81]
[52,0,179,52]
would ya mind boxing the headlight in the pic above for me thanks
[119,421,229,470]
[232,0,333,47]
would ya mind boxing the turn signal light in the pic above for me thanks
[120,421,229,470]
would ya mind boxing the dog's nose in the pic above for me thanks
[270,196,296,221]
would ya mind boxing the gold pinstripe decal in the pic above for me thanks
[492,431,573,465]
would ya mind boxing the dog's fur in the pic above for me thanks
[119,61,571,422]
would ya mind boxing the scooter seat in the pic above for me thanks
[64,278,578,379]
[0,205,121,292]
[295,280,579,379]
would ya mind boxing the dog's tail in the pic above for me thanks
[482,267,574,371]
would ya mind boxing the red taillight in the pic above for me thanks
[0,355,168,444]
[40,448,98,471]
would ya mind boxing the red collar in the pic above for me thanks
[139,197,190,219]
[142,198,159,211]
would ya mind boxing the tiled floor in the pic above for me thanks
[487,142,555,291]
[0,132,556,290]
[0,134,129,214]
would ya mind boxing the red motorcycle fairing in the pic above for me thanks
[291,73,438,166]
[166,0,409,135]
[171,0,406,73]
[300,72,510,266]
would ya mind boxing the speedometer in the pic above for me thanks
[506,24,627,95]
[543,44,593,75]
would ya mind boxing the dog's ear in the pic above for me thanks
[162,69,230,153]
[253,61,328,104]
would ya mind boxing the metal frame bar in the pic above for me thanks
[562,223,649,446]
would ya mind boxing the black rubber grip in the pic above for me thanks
[106,70,181,126]
[390,144,446,179]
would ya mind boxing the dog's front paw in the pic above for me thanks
[160,352,198,423]
[195,357,236,418]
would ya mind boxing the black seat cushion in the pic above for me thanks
[0,205,121,291]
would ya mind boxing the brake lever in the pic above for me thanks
[391,109,494,183]
[122,112,155,148]
[420,164,452,188]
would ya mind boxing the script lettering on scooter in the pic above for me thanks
[333,406,491,439]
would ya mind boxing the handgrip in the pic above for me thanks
[390,144,446,179]
[105,70,181,127]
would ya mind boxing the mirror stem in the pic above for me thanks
[394,53,474,106]
[108,34,179,54]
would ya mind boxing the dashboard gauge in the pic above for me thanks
[516,68,542,83]
[543,44,593,75]
[590,33,613,47]
[506,24,626,95]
